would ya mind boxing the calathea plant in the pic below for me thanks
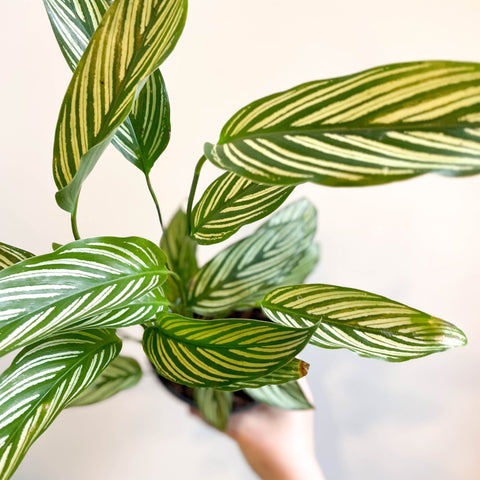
[0,0,479,477]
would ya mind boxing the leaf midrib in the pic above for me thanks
[220,120,480,144]
[261,303,433,337]
[151,318,315,350]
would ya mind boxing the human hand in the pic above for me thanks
[192,380,325,480]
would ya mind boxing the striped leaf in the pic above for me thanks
[193,388,232,431]
[205,61,480,187]
[245,381,313,410]
[53,0,187,212]
[191,171,294,244]
[226,357,309,390]
[262,284,467,362]
[0,236,168,356]
[70,355,142,406]
[278,243,320,286]
[0,329,121,480]
[143,313,317,390]
[189,199,317,316]
[0,242,34,270]
[44,0,171,174]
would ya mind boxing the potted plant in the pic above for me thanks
[0,0,478,478]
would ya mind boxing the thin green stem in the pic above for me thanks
[186,154,207,235]
[71,199,80,240]
[145,173,164,230]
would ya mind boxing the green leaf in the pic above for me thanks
[191,171,294,244]
[143,312,317,390]
[206,61,480,187]
[0,329,121,480]
[161,209,198,286]
[44,0,171,174]
[278,243,320,286]
[226,357,309,390]
[160,209,198,311]
[69,355,142,406]
[188,199,317,316]
[193,388,233,431]
[245,381,313,410]
[0,236,168,356]
[0,242,34,270]
[262,284,467,362]
[52,0,187,212]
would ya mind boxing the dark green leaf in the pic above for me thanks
[160,210,199,312]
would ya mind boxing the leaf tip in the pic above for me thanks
[299,360,310,377]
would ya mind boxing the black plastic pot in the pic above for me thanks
[153,368,256,411]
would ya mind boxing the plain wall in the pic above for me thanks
[1,1,479,479]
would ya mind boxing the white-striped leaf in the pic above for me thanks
[44,0,171,174]
[53,0,187,212]
[67,288,168,331]
[0,329,121,480]
[188,199,317,316]
[70,355,141,406]
[143,312,317,390]
[245,381,313,410]
[193,388,232,431]
[205,61,480,187]
[262,284,467,362]
[191,171,294,244]
[0,243,34,270]
[226,357,309,390]
[0,236,168,356]
[278,243,320,286]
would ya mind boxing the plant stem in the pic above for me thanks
[71,200,80,240]
[145,173,164,230]
[186,154,207,235]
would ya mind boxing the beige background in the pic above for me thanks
[1,0,479,479]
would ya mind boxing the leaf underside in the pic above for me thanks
[188,199,317,316]
[245,380,313,410]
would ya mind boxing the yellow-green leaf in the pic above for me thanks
[53,0,187,212]
[143,312,316,390]
[206,61,480,187]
